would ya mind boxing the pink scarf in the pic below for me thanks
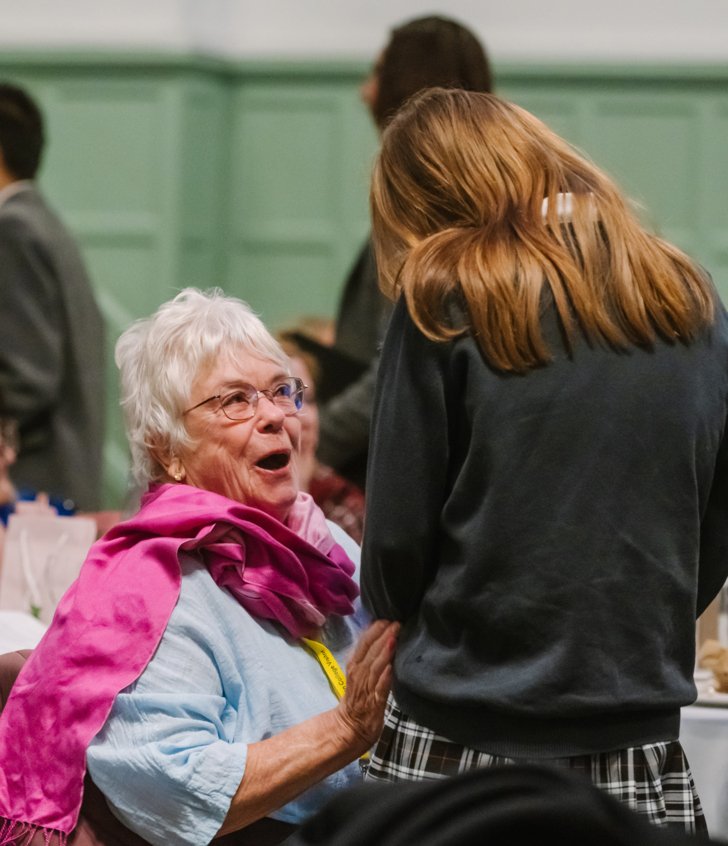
[0,483,358,844]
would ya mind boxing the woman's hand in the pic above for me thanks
[334,619,400,754]
[218,619,399,835]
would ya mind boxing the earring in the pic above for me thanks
[169,458,184,482]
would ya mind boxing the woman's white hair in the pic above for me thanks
[115,287,290,485]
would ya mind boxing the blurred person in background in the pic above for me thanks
[316,15,492,491]
[361,88,728,833]
[0,415,18,527]
[279,329,366,545]
[0,82,105,513]
[0,400,80,531]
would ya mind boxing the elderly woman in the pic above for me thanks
[0,288,397,846]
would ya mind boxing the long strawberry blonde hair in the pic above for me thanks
[370,88,714,372]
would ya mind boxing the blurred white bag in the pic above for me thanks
[0,609,48,651]
[0,513,96,625]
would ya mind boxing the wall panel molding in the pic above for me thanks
[0,51,725,506]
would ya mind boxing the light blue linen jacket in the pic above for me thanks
[87,524,365,846]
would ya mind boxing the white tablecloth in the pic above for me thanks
[681,704,728,840]
[0,609,47,652]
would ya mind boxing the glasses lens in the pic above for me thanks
[272,378,304,414]
[218,378,305,420]
[219,387,257,421]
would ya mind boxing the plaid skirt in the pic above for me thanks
[366,696,706,834]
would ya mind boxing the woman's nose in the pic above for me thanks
[255,394,286,429]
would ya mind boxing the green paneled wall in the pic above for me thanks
[497,65,728,297]
[0,53,726,507]
[224,68,377,324]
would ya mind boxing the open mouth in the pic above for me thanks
[256,451,290,471]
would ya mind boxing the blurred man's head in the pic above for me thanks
[0,83,44,182]
[361,15,493,131]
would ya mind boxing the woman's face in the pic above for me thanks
[0,437,16,505]
[360,50,384,122]
[0,419,17,503]
[288,356,319,457]
[286,355,319,492]
[177,348,301,523]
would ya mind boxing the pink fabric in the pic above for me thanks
[0,483,358,841]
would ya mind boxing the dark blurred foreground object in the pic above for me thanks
[287,764,718,846]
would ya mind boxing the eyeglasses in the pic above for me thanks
[183,377,306,422]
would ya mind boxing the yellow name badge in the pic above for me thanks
[300,637,347,700]
[300,636,370,770]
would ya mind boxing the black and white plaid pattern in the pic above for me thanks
[367,696,706,834]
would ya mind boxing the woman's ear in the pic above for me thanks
[151,444,186,482]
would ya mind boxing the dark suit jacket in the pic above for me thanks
[0,185,105,510]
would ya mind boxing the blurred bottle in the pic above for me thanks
[719,580,728,646]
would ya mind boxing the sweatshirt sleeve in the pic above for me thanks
[697,422,728,616]
[361,297,451,623]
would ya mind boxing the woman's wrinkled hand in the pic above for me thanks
[335,619,399,755]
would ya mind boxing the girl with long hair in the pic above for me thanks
[361,88,728,834]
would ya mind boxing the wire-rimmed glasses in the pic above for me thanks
[182,376,305,421]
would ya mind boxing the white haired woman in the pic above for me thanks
[0,288,397,846]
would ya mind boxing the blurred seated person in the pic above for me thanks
[0,407,117,537]
[0,412,56,523]
[0,400,75,522]
[0,416,16,558]
[0,416,17,525]
[278,330,366,545]
[0,384,120,538]
[0,288,397,846]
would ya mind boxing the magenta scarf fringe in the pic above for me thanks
[0,818,67,845]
